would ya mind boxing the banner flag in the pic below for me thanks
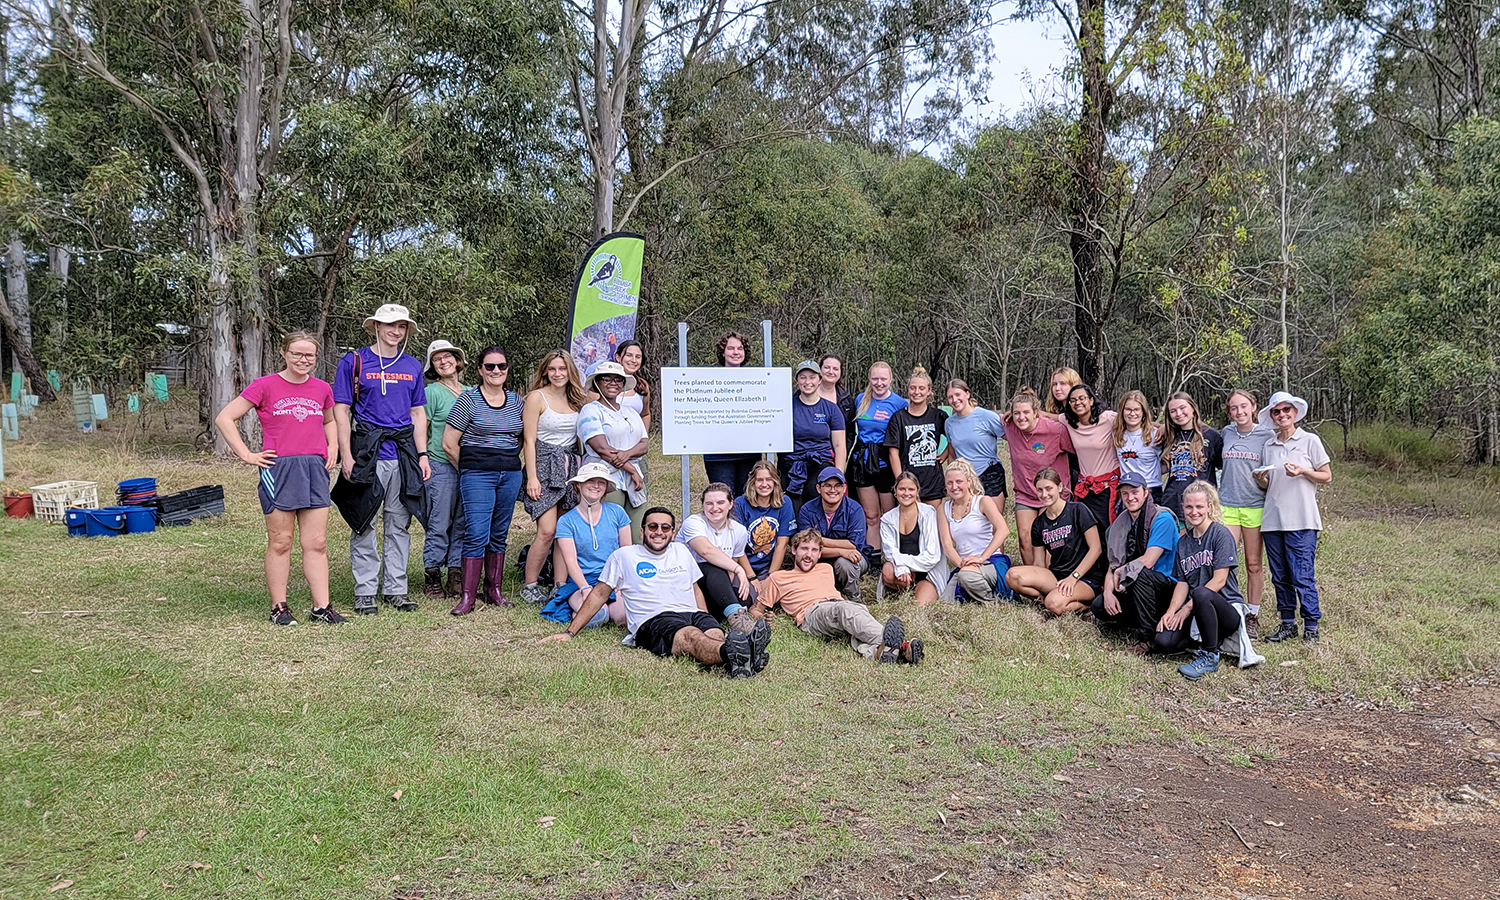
[567,231,645,379]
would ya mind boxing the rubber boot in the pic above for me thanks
[451,557,482,616]
[423,567,444,599]
[444,566,462,598]
[483,551,512,606]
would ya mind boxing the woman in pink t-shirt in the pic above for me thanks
[1061,383,1119,529]
[1001,388,1074,566]
[214,331,340,627]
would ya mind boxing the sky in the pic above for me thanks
[980,10,1074,120]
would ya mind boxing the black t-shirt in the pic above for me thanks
[1160,426,1224,518]
[1031,502,1107,585]
[884,405,948,501]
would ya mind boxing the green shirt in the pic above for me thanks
[425,381,468,461]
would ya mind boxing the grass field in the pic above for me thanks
[2,402,1498,898]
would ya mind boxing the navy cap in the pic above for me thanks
[816,466,846,484]
[1118,473,1151,488]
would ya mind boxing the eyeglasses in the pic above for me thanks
[1270,407,1296,417]
[482,362,509,372]
[597,375,625,384]
[644,522,674,532]
[286,352,317,361]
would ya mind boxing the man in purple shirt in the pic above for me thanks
[333,304,432,615]
[795,467,871,603]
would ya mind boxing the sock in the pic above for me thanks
[723,603,744,617]
[1247,604,1260,615]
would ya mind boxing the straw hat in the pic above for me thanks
[363,303,418,333]
[584,360,637,394]
[423,340,466,377]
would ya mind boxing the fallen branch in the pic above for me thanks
[1224,820,1254,852]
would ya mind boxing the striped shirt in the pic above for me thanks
[447,389,524,452]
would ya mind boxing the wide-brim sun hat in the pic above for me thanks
[363,303,418,333]
[1258,390,1309,428]
[423,339,466,376]
[569,462,616,485]
[585,360,637,394]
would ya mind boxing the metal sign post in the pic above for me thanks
[678,321,691,518]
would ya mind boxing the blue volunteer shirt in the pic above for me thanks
[733,495,796,578]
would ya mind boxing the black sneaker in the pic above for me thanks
[901,639,924,666]
[1265,621,1299,643]
[309,605,345,624]
[880,615,905,662]
[384,593,418,612]
[747,618,771,674]
[1302,627,1320,644]
[353,595,378,615]
[721,632,754,678]
[270,604,297,626]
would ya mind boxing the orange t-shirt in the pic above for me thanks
[758,563,841,625]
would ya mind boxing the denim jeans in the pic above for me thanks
[1263,529,1321,626]
[459,467,523,558]
[422,459,464,568]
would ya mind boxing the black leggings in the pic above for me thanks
[1188,586,1240,651]
[697,565,757,619]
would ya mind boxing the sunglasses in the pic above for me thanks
[482,362,509,372]
[644,522,674,532]
[1271,407,1296,417]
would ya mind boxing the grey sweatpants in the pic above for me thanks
[350,458,411,596]
[801,599,884,660]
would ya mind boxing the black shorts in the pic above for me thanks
[257,454,331,515]
[979,464,1007,498]
[635,610,721,657]
[849,462,894,493]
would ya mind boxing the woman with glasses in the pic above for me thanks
[443,346,526,615]
[420,340,469,601]
[214,332,341,626]
[577,361,650,540]
[1256,391,1333,644]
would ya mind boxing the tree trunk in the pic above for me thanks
[6,234,30,376]
[0,278,55,402]
[48,245,68,343]
[206,236,239,453]
[1069,0,1111,388]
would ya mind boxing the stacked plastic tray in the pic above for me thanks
[157,485,225,526]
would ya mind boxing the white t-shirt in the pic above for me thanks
[675,513,749,564]
[598,543,703,639]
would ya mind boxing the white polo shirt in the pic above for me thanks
[1261,428,1330,532]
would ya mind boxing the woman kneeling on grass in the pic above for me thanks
[1005,467,1105,616]
[214,331,341,626]
[880,471,942,605]
[1166,481,1264,679]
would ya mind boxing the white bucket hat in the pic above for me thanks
[1258,390,1309,428]
[569,462,617,485]
[423,340,466,376]
[363,303,418,333]
[585,360,637,394]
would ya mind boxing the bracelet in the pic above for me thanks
[417,451,429,457]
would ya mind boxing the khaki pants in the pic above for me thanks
[801,599,884,660]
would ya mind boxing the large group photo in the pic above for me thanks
[3,1,1500,898]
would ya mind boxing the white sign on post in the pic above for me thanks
[660,367,792,455]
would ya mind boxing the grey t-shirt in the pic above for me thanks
[1174,522,1242,604]
[1261,428,1331,532]
[1219,423,1273,509]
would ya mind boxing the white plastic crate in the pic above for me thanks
[29,480,99,524]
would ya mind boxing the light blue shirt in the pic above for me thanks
[944,407,1006,474]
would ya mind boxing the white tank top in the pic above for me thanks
[944,498,993,558]
[537,403,580,446]
[619,390,645,417]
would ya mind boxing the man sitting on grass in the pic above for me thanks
[539,507,771,677]
[795,467,873,603]
[752,529,922,664]
[1094,475,1179,652]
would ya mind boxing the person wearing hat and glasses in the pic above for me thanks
[332,304,431,615]
[577,360,650,540]
[538,462,633,629]
[420,339,469,601]
[794,466,872,603]
[780,359,848,514]
[1255,391,1333,644]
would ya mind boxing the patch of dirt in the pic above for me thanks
[782,679,1500,899]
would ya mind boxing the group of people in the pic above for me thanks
[216,310,1332,682]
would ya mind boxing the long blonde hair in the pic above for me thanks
[529,350,588,411]
[944,458,984,501]
[1113,390,1161,448]
[855,361,895,419]
[1182,480,1224,525]
[1046,367,1081,415]
[744,460,785,508]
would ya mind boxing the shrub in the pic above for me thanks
[1345,423,1462,471]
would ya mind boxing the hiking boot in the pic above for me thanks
[519,582,550,605]
[353,595,378,615]
[721,631,754,678]
[270,603,297,626]
[725,609,758,635]
[880,615,906,661]
[1302,626,1320,644]
[423,567,444,599]
[309,605,345,624]
[444,567,462,598]
[1265,621,1298,643]
[900,639,924,666]
[384,593,418,612]
[1243,612,1260,639]
[1178,649,1221,681]
[747,618,771,674]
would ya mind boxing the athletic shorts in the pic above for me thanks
[979,464,1007,498]
[258,454,331,515]
[634,610,721,657]
[1222,505,1264,528]
[850,463,894,493]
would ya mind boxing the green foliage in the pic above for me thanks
[1345,422,1463,472]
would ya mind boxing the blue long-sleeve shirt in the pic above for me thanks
[796,495,871,559]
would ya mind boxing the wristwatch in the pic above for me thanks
[1070,571,1082,580]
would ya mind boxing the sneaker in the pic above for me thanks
[353,595,378,615]
[721,632,754,678]
[309,605,345,624]
[747,618,771,674]
[880,615,906,661]
[1178,649,1221,681]
[270,604,297,626]
[1265,621,1298,643]
[519,582,550,605]
[1243,612,1260,640]
[900,639,924,665]
[384,593,418,612]
[1302,626,1320,644]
